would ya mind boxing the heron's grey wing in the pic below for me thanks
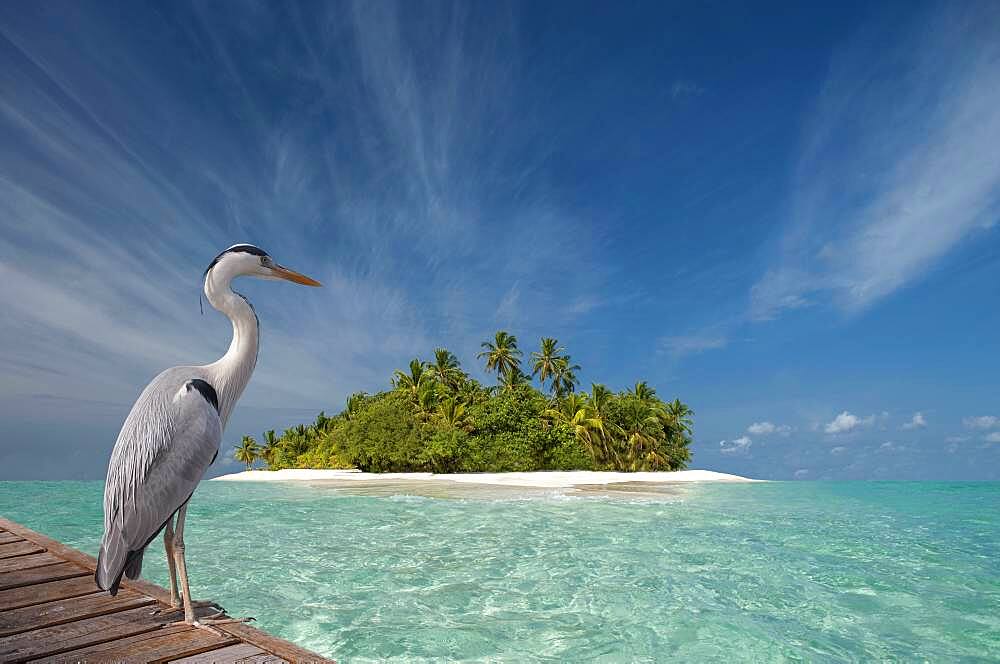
[97,373,222,594]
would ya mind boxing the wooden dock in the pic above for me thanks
[0,517,333,663]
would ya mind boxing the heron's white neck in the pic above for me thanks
[202,268,259,427]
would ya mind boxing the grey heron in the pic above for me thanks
[96,243,321,629]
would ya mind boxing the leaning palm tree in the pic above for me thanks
[477,331,523,383]
[531,337,564,391]
[543,394,605,463]
[234,435,260,471]
[587,383,619,465]
[550,356,581,398]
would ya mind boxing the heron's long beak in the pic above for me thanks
[272,265,322,287]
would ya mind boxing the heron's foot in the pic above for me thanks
[154,599,225,616]
[199,616,255,626]
[170,616,254,636]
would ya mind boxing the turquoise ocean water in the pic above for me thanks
[1,480,997,662]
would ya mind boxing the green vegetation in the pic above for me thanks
[241,331,693,473]
[233,435,261,470]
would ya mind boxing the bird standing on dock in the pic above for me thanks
[96,244,321,629]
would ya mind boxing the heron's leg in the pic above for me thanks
[167,504,234,630]
[163,517,181,608]
[171,504,197,624]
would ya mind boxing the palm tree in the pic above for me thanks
[394,358,430,397]
[414,382,439,422]
[429,348,464,390]
[543,394,605,463]
[234,435,260,471]
[457,380,485,405]
[501,367,530,391]
[586,383,618,465]
[477,331,522,382]
[663,399,694,436]
[531,337,564,390]
[344,391,368,420]
[437,396,471,430]
[260,429,279,468]
[589,383,613,416]
[618,398,667,471]
[631,381,657,402]
[550,356,581,397]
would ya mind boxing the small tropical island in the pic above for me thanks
[227,331,697,475]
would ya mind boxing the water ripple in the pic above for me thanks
[1,480,997,661]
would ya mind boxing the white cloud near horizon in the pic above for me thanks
[719,435,752,455]
[750,3,1000,320]
[964,415,1000,430]
[824,411,876,435]
[901,412,927,430]
[747,421,792,436]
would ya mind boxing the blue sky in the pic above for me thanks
[1,1,999,480]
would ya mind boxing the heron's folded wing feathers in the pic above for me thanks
[97,373,221,593]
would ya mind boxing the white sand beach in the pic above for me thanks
[212,468,757,487]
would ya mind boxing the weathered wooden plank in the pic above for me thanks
[0,551,63,573]
[0,576,100,611]
[0,541,44,560]
[0,517,335,663]
[0,561,89,591]
[0,516,174,602]
[0,532,22,545]
[0,587,156,637]
[226,651,292,663]
[170,641,283,663]
[0,519,96,570]
[0,603,172,662]
[211,622,334,663]
[33,624,239,663]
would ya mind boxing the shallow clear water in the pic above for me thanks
[1,480,997,662]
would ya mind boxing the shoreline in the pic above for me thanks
[211,468,759,488]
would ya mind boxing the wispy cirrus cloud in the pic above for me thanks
[0,2,610,477]
[750,2,1000,320]
[658,333,728,359]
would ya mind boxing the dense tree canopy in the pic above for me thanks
[242,332,693,473]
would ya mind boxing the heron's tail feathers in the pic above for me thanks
[95,526,130,596]
[124,549,144,580]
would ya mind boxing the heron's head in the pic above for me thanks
[204,244,322,287]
